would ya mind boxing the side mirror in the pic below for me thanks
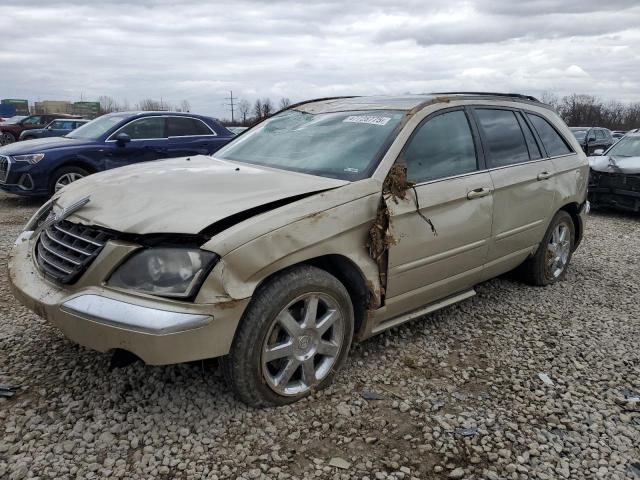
[115,132,131,146]
[593,148,604,156]
[587,136,596,144]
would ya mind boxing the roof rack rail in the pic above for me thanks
[430,92,541,102]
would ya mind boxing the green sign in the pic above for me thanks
[73,101,101,117]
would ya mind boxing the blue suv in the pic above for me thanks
[0,111,234,197]
[19,118,90,141]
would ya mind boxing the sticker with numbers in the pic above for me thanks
[343,115,391,126]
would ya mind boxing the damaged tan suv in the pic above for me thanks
[9,93,589,406]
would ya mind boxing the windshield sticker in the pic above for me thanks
[344,167,359,173]
[343,115,391,126]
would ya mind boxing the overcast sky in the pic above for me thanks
[2,0,639,119]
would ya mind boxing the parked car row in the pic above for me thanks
[7,93,589,406]
[0,114,84,146]
[19,118,90,141]
[0,111,234,196]
[569,126,615,155]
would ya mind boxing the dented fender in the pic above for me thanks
[196,185,385,308]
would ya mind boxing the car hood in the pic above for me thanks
[588,155,640,174]
[56,155,350,234]
[0,136,94,155]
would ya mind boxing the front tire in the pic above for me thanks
[222,265,354,407]
[49,166,89,196]
[517,210,575,286]
[0,132,16,146]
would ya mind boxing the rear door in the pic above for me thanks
[385,107,494,314]
[472,107,557,275]
[166,116,222,157]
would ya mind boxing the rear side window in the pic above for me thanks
[526,114,572,157]
[167,117,214,137]
[117,117,166,140]
[595,129,606,140]
[517,113,542,160]
[401,110,478,183]
[475,109,530,167]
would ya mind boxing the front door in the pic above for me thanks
[385,108,493,316]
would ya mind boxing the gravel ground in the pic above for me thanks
[0,190,639,480]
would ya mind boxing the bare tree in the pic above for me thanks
[261,98,274,118]
[279,97,291,110]
[253,99,263,119]
[137,99,165,111]
[238,99,250,125]
[98,95,120,114]
[179,100,191,112]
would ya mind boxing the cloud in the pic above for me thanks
[0,0,639,118]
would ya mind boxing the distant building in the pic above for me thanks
[34,100,73,115]
[73,101,101,119]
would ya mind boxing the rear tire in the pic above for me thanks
[222,265,354,407]
[516,210,575,286]
[49,166,89,196]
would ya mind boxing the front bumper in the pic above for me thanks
[8,233,249,365]
[0,157,46,196]
[588,170,640,212]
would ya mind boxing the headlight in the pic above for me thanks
[23,199,54,232]
[108,248,219,299]
[13,153,45,164]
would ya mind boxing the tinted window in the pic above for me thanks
[22,116,43,125]
[54,120,75,129]
[476,109,529,167]
[401,110,477,183]
[167,117,213,137]
[527,114,572,156]
[118,117,166,139]
[517,113,542,160]
[595,129,605,140]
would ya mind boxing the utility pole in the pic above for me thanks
[225,90,235,123]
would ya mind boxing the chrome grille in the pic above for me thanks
[35,220,115,284]
[0,155,9,183]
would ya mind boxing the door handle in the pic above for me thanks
[467,187,492,200]
[537,171,552,181]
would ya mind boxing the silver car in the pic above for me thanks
[9,93,589,406]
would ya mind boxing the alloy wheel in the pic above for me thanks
[0,133,14,146]
[546,222,571,279]
[54,173,85,192]
[261,292,344,396]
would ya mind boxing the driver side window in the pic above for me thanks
[23,116,42,125]
[401,110,478,183]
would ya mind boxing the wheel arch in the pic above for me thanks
[559,202,584,250]
[53,157,99,175]
[252,254,370,340]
